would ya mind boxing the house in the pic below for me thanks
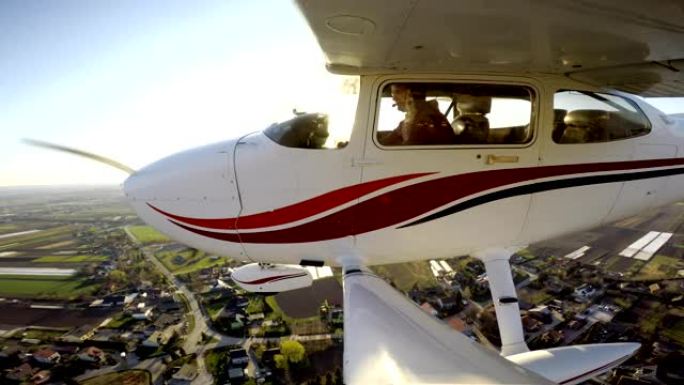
[420,302,438,317]
[521,315,542,332]
[228,367,245,381]
[31,369,51,384]
[447,316,466,332]
[133,308,153,320]
[573,284,599,302]
[247,313,265,322]
[158,297,181,312]
[648,283,661,294]
[528,305,552,324]
[230,348,249,367]
[78,346,106,363]
[33,348,60,364]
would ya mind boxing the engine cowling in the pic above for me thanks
[231,263,313,293]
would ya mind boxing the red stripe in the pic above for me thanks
[148,172,433,230]
[171,158,684,244]
[233,272,307,285]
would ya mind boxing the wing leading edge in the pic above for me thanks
[342,269,554,385]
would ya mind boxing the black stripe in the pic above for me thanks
[399,166,684,228]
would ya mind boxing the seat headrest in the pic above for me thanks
[553,109,567,122]
[564,109,609,126]
[456,95,491,115]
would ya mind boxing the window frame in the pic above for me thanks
[371,77,540,150]
[551,89,652,145]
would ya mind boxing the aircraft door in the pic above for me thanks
[520,90,639,244]
[355,79,541,264]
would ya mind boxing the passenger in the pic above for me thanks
[379,84,455,146]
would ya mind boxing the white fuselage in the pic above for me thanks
[124,73,684,266]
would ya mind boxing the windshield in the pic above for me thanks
[264,113,330,149]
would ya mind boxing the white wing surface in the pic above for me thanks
[296,0,684,96]
[342,269,554,384]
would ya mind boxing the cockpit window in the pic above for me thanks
[376,82,534,147]
[552,90,651,144]
[262,76,358,149]
[264,113,331,149]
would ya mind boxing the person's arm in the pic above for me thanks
[377,122,405,146]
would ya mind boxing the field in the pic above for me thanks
[371,261,438,291]
[32,255,109,263]
[79,370,151,385]
[0,225,75,249]
[0,224,19,233]
[272,277,342,319]
[635,254,684,279]
[126,225,170,244]
[156,249,230,275]
[0,275,100,299]
[14,328,67,340]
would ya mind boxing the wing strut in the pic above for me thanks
[474,249,529,356]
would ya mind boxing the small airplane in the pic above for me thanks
[26,1,684,384]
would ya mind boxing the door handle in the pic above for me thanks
[486,154,519,165]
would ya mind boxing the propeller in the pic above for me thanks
[23,139,136,175]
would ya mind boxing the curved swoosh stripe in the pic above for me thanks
[148,172,433,230]
[170,158,684,244]
[400,165,684,228]
[233,272,308,285]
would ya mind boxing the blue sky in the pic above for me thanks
[1,0,340,186]
[2,1,682,186]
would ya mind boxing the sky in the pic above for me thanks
[2,1,683,187]
[1,0,349,186]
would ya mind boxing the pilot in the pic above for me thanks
[378,84,455,146]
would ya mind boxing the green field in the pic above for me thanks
[0,275,100,299]
[33,255,109,263]
[126,226,170,244]
[371,261,438,291]
[0,224,19,233]
[636,254,684,279]
[14,328,67,340]
[156,249,230,275]
[0,225,75,248]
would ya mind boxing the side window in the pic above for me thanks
[376,82,534,146]
[552,90,651,144]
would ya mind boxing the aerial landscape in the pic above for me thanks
[0,186,682,384]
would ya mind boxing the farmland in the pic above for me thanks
[155,248,231,275]
[126,225,170,244]
[33,255,109,263]
[0,274,100,299]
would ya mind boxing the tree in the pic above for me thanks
[108,269,127,286]
[280,340,306,363]
[274,354,288,370]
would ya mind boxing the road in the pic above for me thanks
[124,229,336,384]
[137,245,244,385]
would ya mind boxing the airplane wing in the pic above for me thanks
[342,268,554,384]
[295,0,684,96]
